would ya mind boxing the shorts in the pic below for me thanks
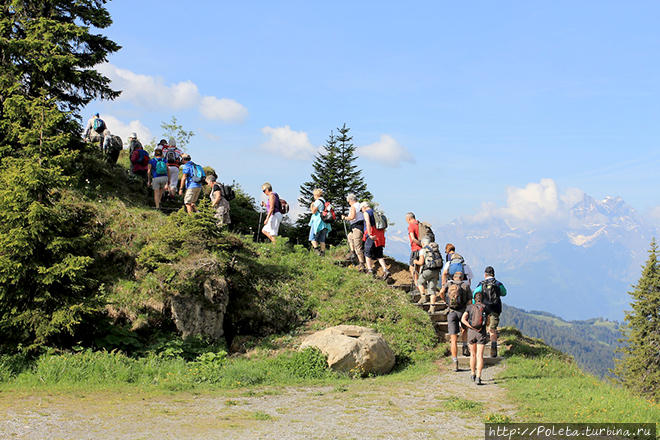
[151,175,168,190]
[184,187,202,205]
[487,313,500,331]
[467,328,488,345]
[349,227,364,252]
[167,166,179,189]
[364,237,384,259]
[263,211,283,236]
[409,250,420,267]
[417,268,440,291]
[446,309,465,335]
[309,227,328,243]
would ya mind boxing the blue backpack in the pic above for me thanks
[155,158,168,176]
[191,162,205,184]
[448,253,465,277]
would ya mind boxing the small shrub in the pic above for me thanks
[277,348,330,379]
[484,413,512,423]
[444,396,484,412]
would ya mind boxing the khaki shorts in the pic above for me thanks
[184,187,202,205]
[487,313,500,331]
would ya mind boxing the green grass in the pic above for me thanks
[497,328,660,424]
[443,396,484,412]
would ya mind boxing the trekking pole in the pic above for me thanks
[342,219,351,251]
[257,205,263,243]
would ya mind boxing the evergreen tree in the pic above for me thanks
[0,0,119,350]
[613,239,660,401]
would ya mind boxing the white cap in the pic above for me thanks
[129,132,137,139]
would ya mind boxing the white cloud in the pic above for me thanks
[98,63,247,123]
[261,125,317,160]
[99,114,152,144]
[199,96,248,123]
[357,135,414,167]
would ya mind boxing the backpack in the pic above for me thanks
[469,303,487,330]
[448,253,465,277]
[107,135,122,152]
[373,211,388,229]
[165,148,181,165]
[279,199,290,214]
[418,222,435,242]
[191,163,205,184]
[481,278,500,305]
[318,199,335,222]
[155,158,168,176]
[423,243,443,270]
[136,149,149,165]
[221,184,236,201]
[93,118,106,133]
[445,280,469,310]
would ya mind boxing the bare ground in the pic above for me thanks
[0,361,515,440]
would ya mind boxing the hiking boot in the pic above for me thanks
[312,247,322,256]
[428,305,435,313]
[491,342,498,358]
[471,374,476,382]
[462,345,470,357]
[454,359,459,372]
[381,271,391,281]
[476,377,483,386]
[416,294,427,305]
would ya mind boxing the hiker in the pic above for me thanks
[179,154,204,214]
[102,133,122,165]
[83,112,109,151]
[309,188,332,256]
[127,132,143,156]
[129,143,149,185]
[440,271,471,371]
[261,182,283,243]
[342,194,366,271]
[162,139,183,197]
[413,237,443,308]
[361,203,391,280]
[147,147,170,210]
[406,213,423,286]
[441,243,474,286]
[472,266,507,358]
[206,173,231,226]
[461,290,488,385]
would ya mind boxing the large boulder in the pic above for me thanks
[300,325,395,375]
[170,275,229,340]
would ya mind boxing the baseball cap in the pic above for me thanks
[485,266,495,276]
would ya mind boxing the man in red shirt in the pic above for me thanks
[406,212,422,286]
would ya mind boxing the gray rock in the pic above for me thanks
[300,325,395,375]
[170,275,229,340]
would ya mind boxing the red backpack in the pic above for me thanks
[319,199,335,222]
[469,303,487,330]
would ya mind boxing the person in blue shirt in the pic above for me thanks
[147,147,171,210]
[472,266,507,357]
[178,154,203,214]
[309,188,331,256]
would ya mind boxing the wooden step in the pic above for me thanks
[429,311,450,323]
[414,302,448,312]
[433,322,448,332]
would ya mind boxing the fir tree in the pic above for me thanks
[613,239,660,402]
[0,0,119,350]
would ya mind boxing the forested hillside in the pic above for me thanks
[500,304,622,377]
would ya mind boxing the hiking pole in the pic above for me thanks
[257,204,263,243]
[342,219,351,251]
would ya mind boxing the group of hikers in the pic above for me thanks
[83,113,233,224]
[85,113,506,385]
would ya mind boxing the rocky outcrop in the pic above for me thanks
[170,275,229,340]
[300,325,395,375]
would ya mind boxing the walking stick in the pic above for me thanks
[257,205,263,243]
[342,219,351,251]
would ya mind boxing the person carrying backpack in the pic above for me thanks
[127,132,143,156]
[342,193,366,272]
[308,188,332,256]
[461,290,488,385]
[179,154,204,214]
[102,133,123,165]
[441,243,474,286]
[361,202,391,280]
[161,138,183,197]
[129,144,149,185]
[472,266,507,358]
[83,112,109,151]
[206,173,231,226]
[405,213,423,287]
[413,237,443,305]
[147,148,170,210]
[260,182,283,243]
[439,271,471,371]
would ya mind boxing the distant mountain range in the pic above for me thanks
[499,303,622,378]
[387,191,658,321]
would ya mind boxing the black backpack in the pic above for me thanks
[93,118,106,133]
[482,278,500,305]
[221,184,236,201]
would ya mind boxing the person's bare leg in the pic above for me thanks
[476,344,485,380]
[185,203,194,214]
[469,343,476,376]
[154,188,162,209]
[378,258,388,271]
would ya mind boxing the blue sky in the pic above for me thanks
[90,1,660,228]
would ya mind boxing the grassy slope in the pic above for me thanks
[497,328,660,423]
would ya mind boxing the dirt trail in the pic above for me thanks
[1,362,515,440]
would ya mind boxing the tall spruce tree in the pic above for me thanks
[0,0,119,350]
[613,239,660,402]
